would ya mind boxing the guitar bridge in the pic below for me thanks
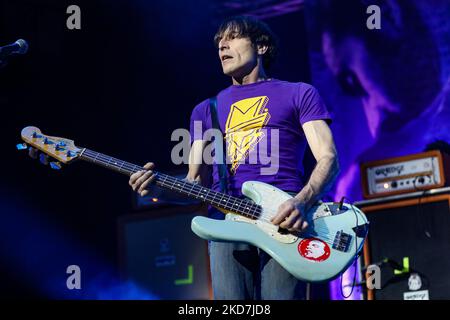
[332,231,352,252]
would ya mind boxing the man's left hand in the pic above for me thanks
[271,198,309,232]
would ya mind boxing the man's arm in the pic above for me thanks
[271,120,340,231]
[295,120,340,208]
[185,139,209,184]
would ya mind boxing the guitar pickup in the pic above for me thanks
[332,231,352,252]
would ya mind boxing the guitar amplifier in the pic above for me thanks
[360,150,447,199]
[355,189,450,300]
[118,204,212,299]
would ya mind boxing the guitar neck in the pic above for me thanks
[79,148,260,218]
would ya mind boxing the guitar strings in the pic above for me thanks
[84,149,366,250]
[81,149,266,219]
[82,149,361,246]
[81,148,361,246]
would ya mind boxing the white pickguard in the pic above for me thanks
[230,181,300,243]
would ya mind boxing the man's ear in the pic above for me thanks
[257,44,268,55]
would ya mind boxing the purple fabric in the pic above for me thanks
[190,79,331,196]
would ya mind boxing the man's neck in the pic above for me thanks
[232,64,268,86]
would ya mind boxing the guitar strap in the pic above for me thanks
[209,96,229,194]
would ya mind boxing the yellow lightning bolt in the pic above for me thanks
[225,96,271,173]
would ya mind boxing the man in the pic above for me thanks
[129,16,340,300]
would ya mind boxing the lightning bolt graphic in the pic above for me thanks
[225,96,271,173]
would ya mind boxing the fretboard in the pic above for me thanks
[79,148,261,219]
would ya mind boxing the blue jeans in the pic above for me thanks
[209,241,307,300]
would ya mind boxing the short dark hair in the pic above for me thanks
[214,16,278,70]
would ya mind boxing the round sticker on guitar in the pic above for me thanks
[298,238,330,262]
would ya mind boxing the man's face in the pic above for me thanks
[306,241,324,258]
[322,33,400,138]
[218,29,258,78]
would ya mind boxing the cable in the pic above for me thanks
[412,175,431,238]
[339,198,361,299]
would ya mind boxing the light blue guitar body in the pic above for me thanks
[191,181,369,282]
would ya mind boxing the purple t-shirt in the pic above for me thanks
[190,79,331,196]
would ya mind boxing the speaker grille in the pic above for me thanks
[361,195,450,299]
[118,206,211,299]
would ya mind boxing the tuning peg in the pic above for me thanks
[55,143,65,151]
[16,143,27,150]
[39,153,49,165]
[43,138,51,145]
[50,162,62,170]
[32,131,41,139]
[28,147,38,159]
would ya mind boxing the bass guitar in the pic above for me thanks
[19,126,369,282]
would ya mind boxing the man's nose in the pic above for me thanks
[218,39,229,51]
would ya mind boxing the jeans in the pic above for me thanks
[207,190,307,300]
[209,241,307,300]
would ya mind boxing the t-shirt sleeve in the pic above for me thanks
[189,99,210,143]
[296,83,332,126]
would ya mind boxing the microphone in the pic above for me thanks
[0,39,29,60]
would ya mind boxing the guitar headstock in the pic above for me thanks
[19,126,83,165]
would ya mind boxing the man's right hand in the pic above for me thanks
[129,162,156,197]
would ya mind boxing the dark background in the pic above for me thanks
[0,0,311,298]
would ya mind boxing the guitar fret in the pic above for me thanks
[181,180,191,198]
[158,175,166,190]
[210,191,221,208]
[118,161,124,173]
[166,175,175,190]
[207,190,220,205]
[220,193,227,207]
[187,181,195,197]
[193,184,202,200]
[201,188,209,201]
[231,198,238,211]
[224,195,232,212]
[110,158,119,169]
